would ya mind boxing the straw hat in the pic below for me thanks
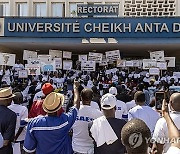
[0,87,15,100]
[42,92,64,113]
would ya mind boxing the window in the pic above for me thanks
[51,3,65,17]
[0,3,10,16]
[17,3,28,16]
[34,3,46,17]
[69,3,82,17]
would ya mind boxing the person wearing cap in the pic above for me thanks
[23,81,80,154]
[90,93,126,154]
[28,83,55,118]
[109,87,128,120]
[0,87,17,154]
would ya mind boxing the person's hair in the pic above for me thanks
[121,119,151,154]
[134,91,145,103]
[81,88,93,102]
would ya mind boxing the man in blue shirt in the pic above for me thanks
[23,81,80,154]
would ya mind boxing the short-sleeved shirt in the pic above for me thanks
[0,105,17,154]
[23,107,78,154]
[94,118,126,154]
[115,100,128,120]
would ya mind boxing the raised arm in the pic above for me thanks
[73,80,80,110]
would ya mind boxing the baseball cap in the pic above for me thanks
[109,87,117,95]
[42,83,54,95]
[101,93,116,110]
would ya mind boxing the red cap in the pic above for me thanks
[42,83,54,95]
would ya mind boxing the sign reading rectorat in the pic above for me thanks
[0,17,180,38]
[77,4,119,16]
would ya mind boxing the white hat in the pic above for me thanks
[101,93,116,110]
[109,87,117,95]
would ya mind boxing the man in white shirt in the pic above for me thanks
[109,87,128,120]
[72,88,102,154]
[8,92,28,154]
[152,93,180,154]
[128,91,160,135]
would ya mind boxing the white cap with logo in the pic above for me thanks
[101,93,116,110]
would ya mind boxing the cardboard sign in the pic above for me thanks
[38,55,52,63]
[63,60,73,70]
[106,50,120,62]
[54,58,62,69]
[23,50,37,60]
[156,62,167,70]
[41,61,55,72]
[132,60,140,67]
[25,64,41,75]
[63,51,72,59]
[81,61,95,71]
[164,57,175,67]
[117,59,126,67]
[49,50,62,59]
[173,72,180,79]
[149,68,160,75]
[28,58,40,65]
[79,55,88,62]
[0,53,16,66]
[150,50,164,61]
[143,59,157,70]
[125,61,134,67]
[18,70,28,78]
[88,52,103,62]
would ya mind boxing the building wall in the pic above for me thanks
[0,0,180,17]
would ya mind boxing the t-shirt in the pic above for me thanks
[128,105,160,135]
[72,105,102,153]
[115,100,128,120]
[23,107,78,154]
[166,146,180,154]
[152,112,180,153]
[0,105,17,154]
[94,118,126,154]
[8,104,28,141]
[33,91,44,102]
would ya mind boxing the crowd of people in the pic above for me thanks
[0,60,180,154]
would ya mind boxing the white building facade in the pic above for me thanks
[0,0,180,17]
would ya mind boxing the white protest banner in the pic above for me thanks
[138,60,143,69]
[0,53,16,66]
[164,57,175,67]
[149,68,160,75]
[54,58,62,69]
[106,50,120,62]
[88,52,103,62]
[150,50,164,61]
[28,58,40,65]
[63,60,73,70]
[99,55,108,66]
[49,50,62,59]
[125,61,134,67]
[117,59,126,67]
[79,55,88,62]
[132,60,140,67]
[25,64,41,75]
[105,68,118,75]
[41,61,55,72]
[63,51,72,59]
[18,70,28,78]
[38,55,52,63]
[143,59,157,70]
[156,62,167,70]
[173,72,180,79]
[23,50,37,60]
[81,61,95,71]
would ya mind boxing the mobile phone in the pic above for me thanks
[155,92,165,110]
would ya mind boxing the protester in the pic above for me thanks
[23,81,80,154]
[128,91,160,135]
[0,87,17,154]
[0,132,3,148]
[72,88,103,154]
[152,92,180,153]
[8,92,28,154]
[90,93,126,154]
